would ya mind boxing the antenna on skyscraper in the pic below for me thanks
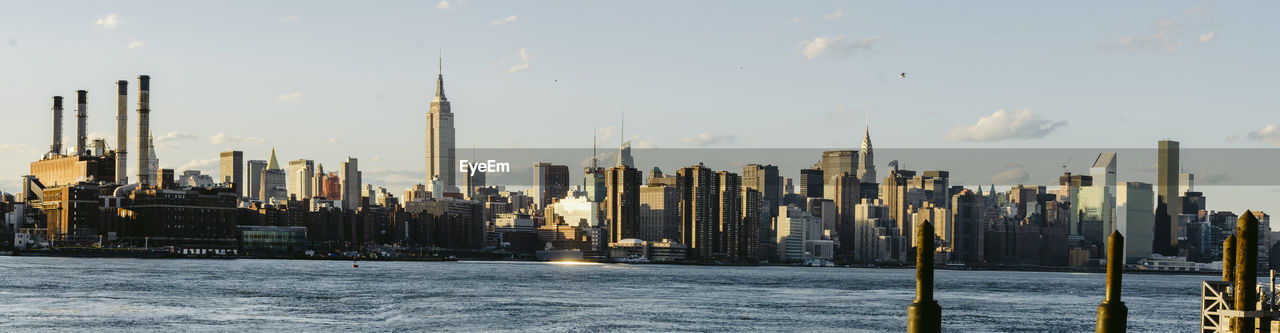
[592,125,598,169]
[620,109,625,146]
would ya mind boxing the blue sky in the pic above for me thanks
[1,1,1278,216]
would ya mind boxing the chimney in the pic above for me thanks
[116,80,129,184]
[136,75,151,186]
[50,96,63,155]
[75,90,88,156]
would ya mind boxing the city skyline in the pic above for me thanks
[2,1,1278,217]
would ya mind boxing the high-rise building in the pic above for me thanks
[799,168,824,198]
[857,124,876,184]
[741,187,763,262]
[742,164,780,254]
[677,163,717,260]
[616,140,634,168]
[831,172,859,255]
[321,171,341,201]
[1179,172,1195,196]
[1157,140,1180,252]
[260,149,287,202]
[220,151,243,194]
[716,171,744,260]
[950,189,984,264]
[1077,185,1112,246]
[341,157,361,210]
[426,59,456,192]
[820,150,857,201]
[853,198,899,263]
[245,160,266,200]
[1116,182,1154,263]
[776,205,815,262]
[288,159,314,200]
[533,162,570,208]
[639,184,679,242]
[605,165,641,244]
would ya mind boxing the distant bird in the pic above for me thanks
[898,72,906,78]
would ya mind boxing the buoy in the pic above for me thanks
[353,257,359,268]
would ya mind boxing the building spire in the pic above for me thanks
[435,52,446,101]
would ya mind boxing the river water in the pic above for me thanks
[0,257,1204,331]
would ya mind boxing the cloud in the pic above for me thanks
[1105,19,1183,52]
[371,156,384,163]
[682,132,737,146]
[491,15,518,25]
[178,158,218,172]
[210,133,269,145]
[989,164,1030,185]
[125,40,144,51]
[945,109,1066,142]
[507,48,530,73]
[799,36,880,60]
[824,107,857,120]
[94,14,120,29]
[153,131,198,149]
[275,93,303,102]
[328,138,341,144]
[1197,32,1216,43]
[504,48,529,73]
[0,143,39,157]
[821,9,844,21]
[595,126,619,143]
[363,168,421,190]
[277,15,302,23]
[436,0,452,10]
[1131,163,1158,173]
[1248,124,1280,147]
[788,17,802,25]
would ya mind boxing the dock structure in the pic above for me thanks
[1096,230,1127,332]
[907,220,940,333]
[1200,211,1280,332]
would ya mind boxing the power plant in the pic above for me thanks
[28,75,155,187]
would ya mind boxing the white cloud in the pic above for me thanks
[595,126,619,143]
[210,133,269,145]
[989,164,1030,185]
[799,36,880,60]
[94,14,120,29]
[682,132,736,147]
[275,93,303,102]
[125,40,144,51]
[945,109,1066,142]
[1248,124,1280,147]
[153,131,198,149]
[491,15,518,25]
[821,9,844,21]
[371,156,384,163]
[328,138,341,144]
[788,17,802,25]
[363,168,421,190]
[1106,19,1183,52]
[0,143,39,156]
[1197,32,1216,43]
[507,48,530,73]
[824,107,857,120]
[178,158,218,172]
[278,15,302,23]
[436,0,452,10]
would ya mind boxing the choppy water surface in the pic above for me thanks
[0,257,1202,331]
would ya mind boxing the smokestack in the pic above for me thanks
[50,96,63,155]
[116,80,129,184]
[76,90,87,156]
[136,75,151,186]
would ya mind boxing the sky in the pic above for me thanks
[1,1,1278,217]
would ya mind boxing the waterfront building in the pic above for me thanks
[340,157,361,210]
[951,189,984,264]
[742,164,780,254]
[1116,182,1154,263]
[1157,140,1180,253]
[606,165,641,244]
[776,205,814,262]
[638,184,679,242]
[677,163,717,260]
[246,160,266,200]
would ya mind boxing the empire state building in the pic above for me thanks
[426,59,456,191]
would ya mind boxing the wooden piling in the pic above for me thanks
[1096,230,1127,333]
[907,220,941,333]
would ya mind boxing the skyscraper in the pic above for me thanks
[799,168,824,198]
[245,160,266,200]
[1116,182,1154,263]
[606,165,641,244]
[533,162,570,208]
[742,164,780,254]
[820,150,857,201]
[220,151,242,194]
[288,159,314,200]
[716,171,743,260]
[261,149,287,202]
[677,163,717,260]
[857,124,876,184]
[341,157,361,210]
[1157,140,1180,252]
[950,189,984,264]
[426,58,456,192]
[639,184,679,242]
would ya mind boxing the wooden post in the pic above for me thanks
[1233,211,1259,333]
[907,220,941,333]
[1096,230,1127,332]
[1224,235,1236,283]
